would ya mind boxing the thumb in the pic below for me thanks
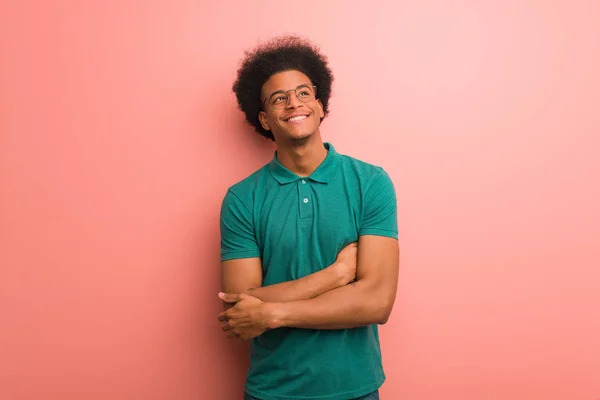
[218,292,240,303]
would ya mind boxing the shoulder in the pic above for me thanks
[337,153,392,185]
[222,163,271,209]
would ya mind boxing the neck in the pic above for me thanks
[275,133,328,177]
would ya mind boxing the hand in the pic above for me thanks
[217,292,273,340]
[334,242,358,285]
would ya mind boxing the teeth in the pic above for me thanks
[288,115,307,122]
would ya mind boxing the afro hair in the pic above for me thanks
[232,35,334,141]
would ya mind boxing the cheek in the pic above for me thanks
[270,112,283,123]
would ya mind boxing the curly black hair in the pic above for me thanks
[232,35,334,141]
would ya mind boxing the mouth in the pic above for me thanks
[284,114,310,124]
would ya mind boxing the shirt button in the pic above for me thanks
[302,179,306,184]
[303,198,309,203]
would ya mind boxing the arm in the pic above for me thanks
[219,188,358,310]
[264,169,399,329]
[221,243,358,307]
[219,169,399,338]
[267,234,399,329]
[219,235,398,339]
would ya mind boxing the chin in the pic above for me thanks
[273,122,321,142]
[289,131,314,142]
[275,129,313,142]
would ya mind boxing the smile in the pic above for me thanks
[285,115,309,122]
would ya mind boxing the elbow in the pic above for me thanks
[358,281,396,325]
[356,300,391,325]
[361,303,391,325]
[374,300,394,325]
[375,309,391,325]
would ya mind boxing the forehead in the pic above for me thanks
[261,70,312,97]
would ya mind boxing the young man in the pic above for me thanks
[218,35,399,400]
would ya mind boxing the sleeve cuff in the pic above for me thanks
[358,228,398,239]
[221,250,261,262]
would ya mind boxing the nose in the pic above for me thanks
[285,90,303,109]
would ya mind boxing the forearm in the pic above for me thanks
[267,279,394,330]
[247,262,346,303]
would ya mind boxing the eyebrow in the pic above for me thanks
[264,84,312,102]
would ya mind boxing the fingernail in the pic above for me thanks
[218,292,224,298]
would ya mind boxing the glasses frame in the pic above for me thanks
[262,85,318,110]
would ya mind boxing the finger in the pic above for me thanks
[220,322,233,332]
[227,331,239,339]
[237,292,249,300]
[218,292,240,303]
[217,312,229,322]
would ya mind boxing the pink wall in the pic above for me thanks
[1,1,599,399]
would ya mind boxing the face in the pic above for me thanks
[258,70,325,143]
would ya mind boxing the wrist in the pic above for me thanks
[330,261,349,286]
[263,302,288,329]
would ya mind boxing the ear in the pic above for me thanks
[317,99,325,119]
[258,111,271,131]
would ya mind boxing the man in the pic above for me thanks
[218,35,399,400]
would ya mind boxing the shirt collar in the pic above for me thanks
[269,142,340,185]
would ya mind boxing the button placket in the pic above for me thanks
[298,179,313,219]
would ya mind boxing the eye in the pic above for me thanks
[298,90,311,97]
[272,95,286,104]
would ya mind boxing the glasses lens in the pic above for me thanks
[269,86,317,109]
[270,93,288,109]
[296,87,314,102]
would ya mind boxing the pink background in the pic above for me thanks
[1,1,599,399]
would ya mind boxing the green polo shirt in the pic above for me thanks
[220,142,398,400]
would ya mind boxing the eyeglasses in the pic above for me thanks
[262,85,318,110]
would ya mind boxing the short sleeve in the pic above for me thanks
[359,169,398,239]
[220,189,261,262]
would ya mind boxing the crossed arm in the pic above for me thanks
[218,235,399,339]
[220,242,358,306]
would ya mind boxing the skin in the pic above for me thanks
[258,70,327,177]
[218,70,399,341]
[220,242,358,310]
